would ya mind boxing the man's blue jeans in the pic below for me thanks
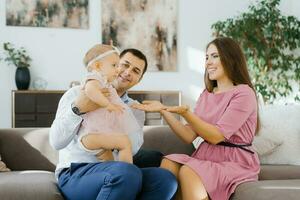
[58,162,177,200]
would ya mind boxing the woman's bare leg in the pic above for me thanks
[160,158,182,200]
[179,165,209,200]
[160,158,181,178]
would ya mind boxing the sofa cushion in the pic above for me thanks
[0,160,10,172]
[0,131,55,171]
[257,105,300,165]
[0,154,10,172]
[231,179,300,200]
[259,164,300,180]
[0,171,63,200]
[253,133,283,156]
[142,126,195,155]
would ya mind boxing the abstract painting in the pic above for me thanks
[102,0,177,71]
[6,0,89,29]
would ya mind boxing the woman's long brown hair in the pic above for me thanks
[205,37,260,134]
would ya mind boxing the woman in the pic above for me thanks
[133,37,260,200]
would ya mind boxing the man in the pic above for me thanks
[75,48,163,166]
[49,47,177,200]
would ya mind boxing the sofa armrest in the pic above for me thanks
[142,126,195,155]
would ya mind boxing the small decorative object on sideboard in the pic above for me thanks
[0,42,32,90]
[33,77,48,90]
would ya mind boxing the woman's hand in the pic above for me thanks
[166,105,190,115]
[131,100,167,112]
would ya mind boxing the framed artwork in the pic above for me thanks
[6,0,89,29]
[102,0,177,71]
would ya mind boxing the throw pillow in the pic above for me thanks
[253,134,283,156]
[23,128,58,165]
[0,154,10,172]
[0,130,55,171]
[257,104,300,165]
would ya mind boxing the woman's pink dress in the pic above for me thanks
[165,84,260,200]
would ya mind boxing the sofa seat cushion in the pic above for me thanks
[259,165,300,180]
[0,171,63,200]
[232,180,300,200]
[142,126,195,155]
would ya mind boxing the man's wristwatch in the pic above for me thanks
[71,103,86,116]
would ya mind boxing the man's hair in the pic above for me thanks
[120,48,148,76]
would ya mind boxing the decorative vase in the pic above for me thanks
[15,67,30,90]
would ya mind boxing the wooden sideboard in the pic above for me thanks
[12,90,65,128]
[12,90,181,128]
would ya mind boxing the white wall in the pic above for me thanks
[0,0,299,128]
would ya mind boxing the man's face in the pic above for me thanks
[115,52,145,93]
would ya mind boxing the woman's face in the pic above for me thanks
[205,44,226,81]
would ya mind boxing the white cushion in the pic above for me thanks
[253,134,283,156]
[257,104,300,165]
[23,128,58,165]
[0,154,10,172]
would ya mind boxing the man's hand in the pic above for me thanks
[131,100,167,112]
[96,150,114,161]
[166,105,190,115]
[74,89,110,113]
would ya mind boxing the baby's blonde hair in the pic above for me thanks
[83,44,115,67]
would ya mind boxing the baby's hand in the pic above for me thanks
[106,103,124,113]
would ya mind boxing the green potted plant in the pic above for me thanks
[0,42,32,90]
[211,0,300,104]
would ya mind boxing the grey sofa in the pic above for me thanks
[0,126,300,200]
